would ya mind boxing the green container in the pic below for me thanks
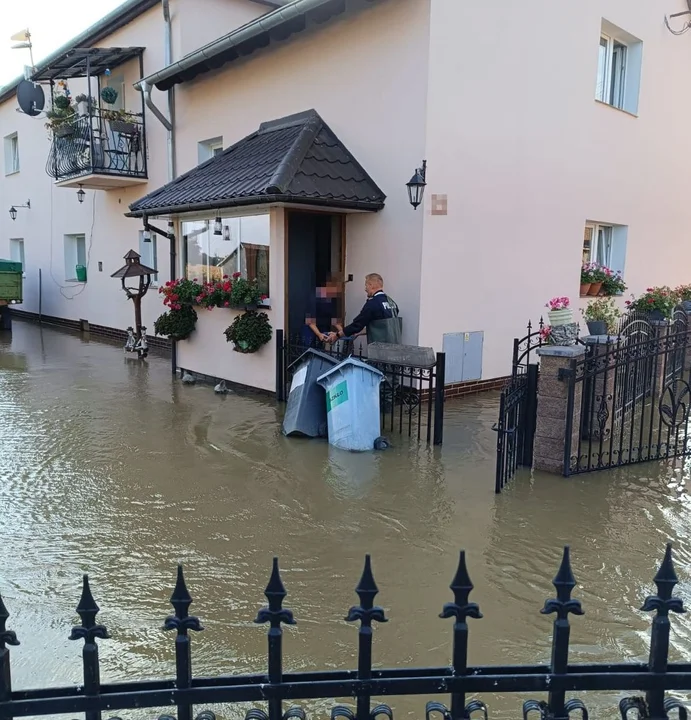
[0,259,23,304]
[75,265,87,282]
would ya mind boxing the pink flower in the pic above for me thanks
[224,301,230,307]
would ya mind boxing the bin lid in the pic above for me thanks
[0,259,22,273]
[317,357,384,385]
[287,347,340,371]
[367,342,436,368]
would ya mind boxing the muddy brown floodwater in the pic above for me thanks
[0,321,690,720]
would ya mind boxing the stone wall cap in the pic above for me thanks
[537,345,586,358]
[583,334,620,344]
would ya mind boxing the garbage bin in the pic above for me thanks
[317,358,384,452]
[282,349,339,438]
[75,265,87,282]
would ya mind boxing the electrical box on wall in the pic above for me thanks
[442,331,484,383]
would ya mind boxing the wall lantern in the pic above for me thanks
[111,249,157,359]
[9,200,30,221]
[77,186,85,204]
[142,228,152,243]
[213,216,222,236]
[406,160,427,210]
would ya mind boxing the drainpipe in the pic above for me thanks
[138,0,178,374]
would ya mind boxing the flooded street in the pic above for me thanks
[1,321,690,719]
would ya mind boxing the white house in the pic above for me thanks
[2,0,691,394]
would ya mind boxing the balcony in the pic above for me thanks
[46,107,147,189]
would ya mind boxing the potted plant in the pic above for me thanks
[675,285,691,312]
[74,94,92,117]
[154,305,198,341]
[229,273,263,309]
[588,264,607,296]
[545,296,573,326]
[581,297,620,336]
[224,311,272,353]
[45,92,76,136]
[625,286,677,321]
[100,86,118,105]
[197,277,233,309]
[580,263,594,296]
[159,278,205,309]
[601,270,627,296]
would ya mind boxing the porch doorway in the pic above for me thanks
[286,211,345,344]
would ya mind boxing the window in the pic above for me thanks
[595,21,643,115]
[197,137,223,164]
[9,239,24,270]
[583,222,628,275]
[138,231,158,284]
[182,214,270,301]
[64,234,87,281]
[4,133,19,175]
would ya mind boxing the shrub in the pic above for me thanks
[224,311,272,353]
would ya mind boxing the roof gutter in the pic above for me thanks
[127,194,384,218]
[134,0,363,91]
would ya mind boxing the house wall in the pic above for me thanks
[0,5,172,335]
[170,0,266,59]
[418,0,691,379]
[169,0,430,385]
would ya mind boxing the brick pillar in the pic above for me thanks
[533,345,586,475]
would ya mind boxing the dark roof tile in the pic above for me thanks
[128,109,385,216]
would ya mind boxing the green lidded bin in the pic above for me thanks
[75,265,87,282]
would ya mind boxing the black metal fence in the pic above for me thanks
[494,321,542,492]
[275,330,445,445]
[0,545,689,720]
[563,308,691,475]
[46,108,147,183]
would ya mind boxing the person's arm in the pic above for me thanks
[305,315,325,341]
[341,298,377,337]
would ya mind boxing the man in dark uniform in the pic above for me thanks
[326,273,400,345]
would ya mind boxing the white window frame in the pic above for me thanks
[64,234,87,282]
[583,222,628,277]
[597,33,627,109]
[9,239,25,273]
[197,137,223,164]
[3,133,19,175]
[138,230,159,285]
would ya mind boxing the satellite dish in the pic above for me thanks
[16,80,44,117]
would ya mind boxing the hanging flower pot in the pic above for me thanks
[224,311,272,354]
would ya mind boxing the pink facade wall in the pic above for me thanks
[419,0,691,379]
[171,0,430,384]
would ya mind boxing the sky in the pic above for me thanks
[0,0,124,87]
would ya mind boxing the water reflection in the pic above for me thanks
[0,323,689,719]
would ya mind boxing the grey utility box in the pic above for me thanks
[282,349,339,438]
[442,331,484,383]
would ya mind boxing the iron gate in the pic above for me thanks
[493,321,542,492]
[563,308,691,475]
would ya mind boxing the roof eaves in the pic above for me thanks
[136,0,378,92]
[0,0,159,105]
[126,194,384,218]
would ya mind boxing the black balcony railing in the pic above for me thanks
[45,107,147,183]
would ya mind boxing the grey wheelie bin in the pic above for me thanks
[317,357,384,451]
[282,349,339,438]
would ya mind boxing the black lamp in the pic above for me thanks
[77,186,85,204]
[9,207,17,221]
[406,160,427,210]
[213,216,222,235]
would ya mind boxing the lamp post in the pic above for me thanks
[111,250,157,359]
[8,200,30,220]
[406,161,427,210]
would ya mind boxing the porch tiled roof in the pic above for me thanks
[128,110,386,217]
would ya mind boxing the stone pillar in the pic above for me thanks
[533,345,586,475]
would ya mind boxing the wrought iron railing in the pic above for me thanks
[0,545,689,719]
[275,330,445,445]
[45,107,147,182]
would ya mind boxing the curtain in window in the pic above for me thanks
[596,226,612,267]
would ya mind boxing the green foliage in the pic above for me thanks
[100,86,119,105]
[154,305,198,341]
[224,311,272,353]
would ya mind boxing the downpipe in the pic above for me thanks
[138,0,178,374]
